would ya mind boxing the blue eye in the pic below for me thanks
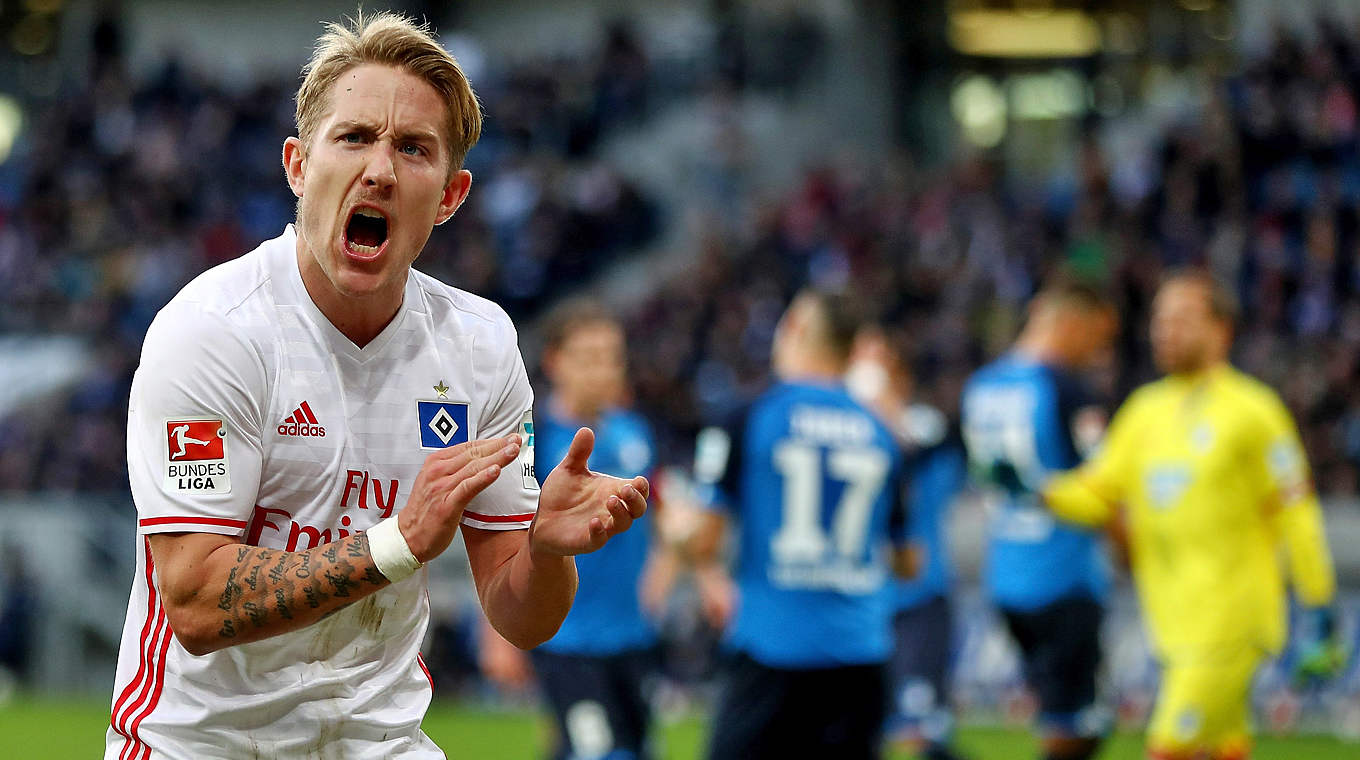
[342,133,363,144]
[400,143,422,156]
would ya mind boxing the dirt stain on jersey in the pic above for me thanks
[308,615,341,662]
[356,596,385,634]
[308,718,344,760]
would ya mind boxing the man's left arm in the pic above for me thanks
[1257,396,1346,683]
[465,428,648,648]
[1259,399,1336,607]
[461,331,647,649]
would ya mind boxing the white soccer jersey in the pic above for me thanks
[106,226,539,760]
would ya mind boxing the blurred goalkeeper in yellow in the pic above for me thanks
[1043,270,1341,760]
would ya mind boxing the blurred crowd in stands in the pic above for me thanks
[4,12,1360,509]
[0,16,671,491]
[628,21,1360,501]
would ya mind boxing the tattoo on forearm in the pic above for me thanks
[214,533,384,642]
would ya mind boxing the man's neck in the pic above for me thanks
[1013,332,1066,366]
[1167,359,1228,382]
[295,236,404,348]
[777,355,846,386]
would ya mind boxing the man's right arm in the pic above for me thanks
[1042,390,1141,528]
[151,532,387,655]
[152,436,522,655]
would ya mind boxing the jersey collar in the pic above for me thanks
[271,225,424,363]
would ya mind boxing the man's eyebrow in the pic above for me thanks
[329,120,439,145]
[394,127,440,143]
[331,119,379,134]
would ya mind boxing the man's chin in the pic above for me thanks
[331,269,398,300]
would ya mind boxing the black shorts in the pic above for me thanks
[887,595,956,741]
[530,647,657,760]
[1001,595,1105,736]
[706,652,888,760]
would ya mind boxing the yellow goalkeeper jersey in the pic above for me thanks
[1044,364,1335,657]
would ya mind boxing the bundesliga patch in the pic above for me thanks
[417,400,470,449]
[520,410,538,490]
[162,418,230,493]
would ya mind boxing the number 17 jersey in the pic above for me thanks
[695,381,906,668]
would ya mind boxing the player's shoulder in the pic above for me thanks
[145,234,283,354]
[1217,366,1293,423]
[409,268,518,342]
[605,406,653,436]
[758,381,895,444]
[166,239,275,318]
[966,353,1050,390]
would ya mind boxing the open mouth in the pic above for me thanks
[344,207,389,258]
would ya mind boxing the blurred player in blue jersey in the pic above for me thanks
[960,279,1117,760]
[688,290,913,760]
[848,330,971,760]
[479,300,670,760]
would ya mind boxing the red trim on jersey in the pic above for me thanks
[463,510,534,524]
[125,617,172,760]
[417,654,433,690]
[113,539,170,760]
[139,516,248,530]
[116,613,168,760]
[110,539,157,741]
[299,400,319,424]
[1146,750,1246,760]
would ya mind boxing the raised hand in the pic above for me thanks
[530,427,649,556]
[399,435,524,562]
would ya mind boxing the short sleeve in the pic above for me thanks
[1256,394,1313,509]
[1255,391,1336,605]
[127,304,266,536]
[1053,370,1108,460]
[1077,387,1144,502]
[462,322,538,531]
[692,410,746,513]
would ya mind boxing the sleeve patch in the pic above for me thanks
[520,410,539,491]
[693,427,731,486]
[163,418,231,494]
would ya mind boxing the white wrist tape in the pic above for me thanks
[367,516,423,583]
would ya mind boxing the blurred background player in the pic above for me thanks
[688,289,912,760]
[960,279,1117,760]
[847,328,971,760]
[480,299,670,760]
[1043,271,1342,760]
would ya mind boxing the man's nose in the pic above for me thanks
[362,145,396,191]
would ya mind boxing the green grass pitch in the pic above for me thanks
[3,697,1354,758]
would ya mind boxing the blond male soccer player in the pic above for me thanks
[1043,271,1339,760]
[105,14,648,759]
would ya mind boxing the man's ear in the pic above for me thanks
[283,137,306,198]
[435,169,473,226]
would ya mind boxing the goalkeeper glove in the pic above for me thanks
[1293,606,1347,687]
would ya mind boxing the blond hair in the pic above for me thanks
[295,10,482,170]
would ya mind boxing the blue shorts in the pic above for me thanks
[887,595,956,743]
[707,652,888,760]
[530,647,657,760]
[1000,595,1109,738]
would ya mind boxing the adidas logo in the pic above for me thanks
[277,401,326,438]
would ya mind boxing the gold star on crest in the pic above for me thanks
[433,380,449,398]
